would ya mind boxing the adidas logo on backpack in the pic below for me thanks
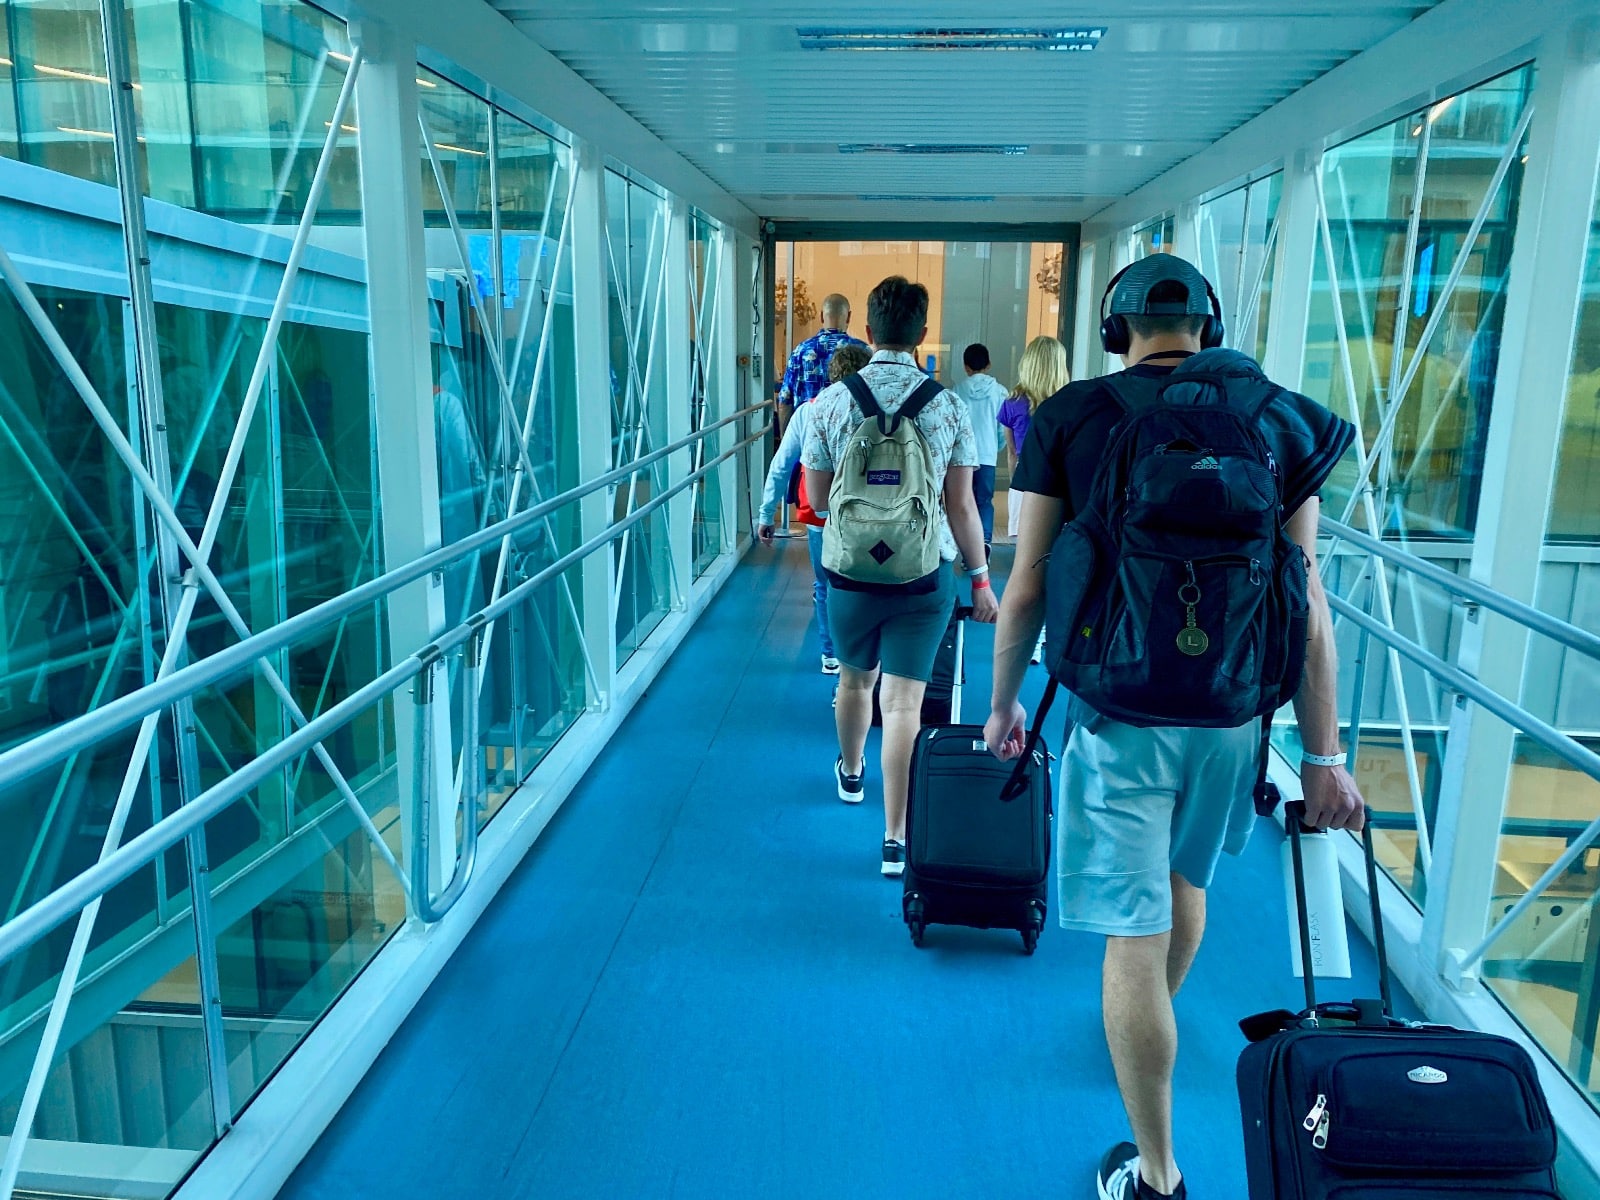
[1191,455,1221,470]
[822,374,946,593]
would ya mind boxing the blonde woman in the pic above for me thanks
[998,335,1070,541]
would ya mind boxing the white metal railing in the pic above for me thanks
[0,401,768,1198]
[1319,514,1600,980]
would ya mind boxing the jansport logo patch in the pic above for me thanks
[867,469,902,486]
[1407,1066,1448,1085]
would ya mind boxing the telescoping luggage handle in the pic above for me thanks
[1284,799,1393,1020]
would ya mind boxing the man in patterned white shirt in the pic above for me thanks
[803,276,998,876]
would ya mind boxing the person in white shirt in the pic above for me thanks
[954,343,1009,554]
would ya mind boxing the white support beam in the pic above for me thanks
[1421,17,1600,978]
[351,14,454,903]
[569,139,618,708]
[1171,199,1202,267]
[1070,237,1103,384]
[1261,150,1322,392]
[713,225,740,562]
[663,198,693,604]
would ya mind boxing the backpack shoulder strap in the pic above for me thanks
[841,373,881,420]
[1099,371,1161,417]
[897,377,945,424]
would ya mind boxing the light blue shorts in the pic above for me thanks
[1057,714,1262,937]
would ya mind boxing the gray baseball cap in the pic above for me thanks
[1108,254,1213,316]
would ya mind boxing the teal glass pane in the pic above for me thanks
[1308,65,1533,541]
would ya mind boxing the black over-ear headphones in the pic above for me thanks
[1098,261,1225,356]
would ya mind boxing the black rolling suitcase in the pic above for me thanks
[1237,801,1560,1200]
[872,602,965,727]
[901,637,1053,953]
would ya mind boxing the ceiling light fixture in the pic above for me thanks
[858,194,996,203]
[840,143,1028,156]
[435,142,486,157]
[1427,96,1455,124]
[37,63,140,90]
[58,125,145,142]
[800,27,1104,52]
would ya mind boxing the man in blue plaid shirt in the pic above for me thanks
[777,293,866,436]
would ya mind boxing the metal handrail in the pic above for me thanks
[0,428,764,969]
[1325,592,1600,975]
[1320,515,1600,664]
[0,402,769,798]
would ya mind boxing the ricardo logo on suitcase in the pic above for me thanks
[1236,801,1560,1200]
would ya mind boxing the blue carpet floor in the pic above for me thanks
[280,542,1412,1200]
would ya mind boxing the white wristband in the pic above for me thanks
[969,564,990,578]
[1301,751,1347,768]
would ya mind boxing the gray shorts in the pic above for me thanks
[1057,714,1262,937]
[827,563,955,682]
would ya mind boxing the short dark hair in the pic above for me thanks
[867,276,929,349]
[1123,280,1206,341]
[963,343,991,372]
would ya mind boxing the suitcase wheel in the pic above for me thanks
[905,896,926,948]
[1020,901,1046,956]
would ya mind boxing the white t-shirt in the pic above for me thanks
[954,372,1008,467]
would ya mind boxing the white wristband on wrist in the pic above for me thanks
[1301,750,1347,768]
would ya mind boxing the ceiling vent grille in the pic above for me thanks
[839,143,1028,156]
[799,27,1105,52]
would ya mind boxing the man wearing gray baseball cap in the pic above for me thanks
[986,253,1361,1200]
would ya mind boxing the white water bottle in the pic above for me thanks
[1283,827,1352,979]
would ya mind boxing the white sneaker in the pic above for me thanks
[821,655,841,675]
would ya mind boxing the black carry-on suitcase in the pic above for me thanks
[1237,800,1560,1200]
[901,631,1053,954]
[872,602,965,727]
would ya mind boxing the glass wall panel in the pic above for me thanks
[607,169,673,661]
[1491,167,1600,1116]
[690,212,723,577]
[1305,66,1533,541]
[417,76,583,809]
[1130,213,1175,261]
[1483,734,1600,1110]
[0,283,156,1025]
[0,933,211,1194]
[0,0,409,1183]
[1549,185,1600,543]
[482,110,583,804]
[0,0,362,219]
[1197,174,1281,361]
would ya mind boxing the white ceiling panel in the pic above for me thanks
[488,1,1447,223]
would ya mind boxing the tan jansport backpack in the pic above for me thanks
[821,374,946,591]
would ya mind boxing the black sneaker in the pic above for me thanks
[835,756,864,803]
[1097,1142,1185,1200]
[1097,1143,1139,1200]
[881,838,906,877]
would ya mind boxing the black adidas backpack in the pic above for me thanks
[1042,350,1310,729]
